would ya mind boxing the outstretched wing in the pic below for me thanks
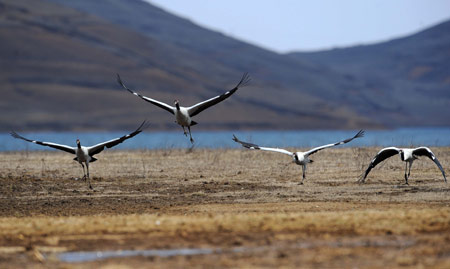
[359,147,401,182]
[187,73,250,117]
[305,130,365,156]
[117,74,175,115]
[232,135,293,156]
[413,147,447,182]
[10,131,76,154]
[88,121,149,156]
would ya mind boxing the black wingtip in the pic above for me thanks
[232,135,260,150]
[10,131,31,142]
[10,131,22,140]
[116,73,130,91]
[10,131,18,138]
[236,72,251,88]
[357,172,367,184]
[137,120,150,132]
[355,129,365,138]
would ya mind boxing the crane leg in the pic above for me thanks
[407,161,413,183]
[408,161,412,178]
[188,126,194,143]
[80,163,86,181]
[299,165,306,185]
[404,162,409,185]
[86,162,92,190]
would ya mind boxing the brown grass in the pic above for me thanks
[0,148,449,268]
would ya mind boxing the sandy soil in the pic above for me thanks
[0,147,449,268]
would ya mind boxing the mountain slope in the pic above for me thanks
[47,0,378,120]
[0,0,217,130]
[0,0,374,132]
[1,0,448,132]
[47,0,450,127]
[288,20,450,126]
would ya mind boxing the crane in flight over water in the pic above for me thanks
[10,121,148,189]
[358,147,446,184]
[117,73,250,143]
[233,130,364,184]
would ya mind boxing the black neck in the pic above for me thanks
[176,103,180,110]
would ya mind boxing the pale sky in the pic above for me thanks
[147,0,450,53]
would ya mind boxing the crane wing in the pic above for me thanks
[10,131,76,154]
[413,147,447,182]
[359,147,401,182]
[305,130,365,156]
[117,74,175,115]
[232,135,293,156]
[187,73,250,117]
[88,121,148,156]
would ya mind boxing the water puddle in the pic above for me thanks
[57,248,219,263]
[56,237,416,263]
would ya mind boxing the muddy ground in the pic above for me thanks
[0,147,449,268]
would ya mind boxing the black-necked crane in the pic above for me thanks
[117,73,250,143]
[359,147,446,184]
[233,130,364,184]
[10,121,148,189]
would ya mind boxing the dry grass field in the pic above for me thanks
[0,147,449,268]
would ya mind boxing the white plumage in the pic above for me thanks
[233,130,364,184]
[359,146,446,184]
[11,121,148,189]
[117,73,250,143]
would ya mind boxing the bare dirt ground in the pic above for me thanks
[0,147,449,268]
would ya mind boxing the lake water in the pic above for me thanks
[57,238,414,263]
[1,128,449,151]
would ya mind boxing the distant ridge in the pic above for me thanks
[0,0,448,131]
[288,20,450,127]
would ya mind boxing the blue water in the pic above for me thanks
[1,128,449,151]
[57,248,217,263]
[56,238,414,263]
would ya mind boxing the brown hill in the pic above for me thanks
[3,0,442,131]
[289,20,450,127]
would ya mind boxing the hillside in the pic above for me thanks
[1,0,448,132]
[289,20,450,127]
[46,0,388,128]
[1,0,376,132]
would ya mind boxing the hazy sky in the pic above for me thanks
[147,0,450,53]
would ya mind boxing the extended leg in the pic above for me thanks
[404,162,409,185]
[80,163,86,180]
[182,126,187,136]
[86,162,92,190]
[407,161,413,183]
[188,126,194,143]
[300,164,306,185]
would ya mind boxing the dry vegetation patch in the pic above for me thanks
[0,148,449,268]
